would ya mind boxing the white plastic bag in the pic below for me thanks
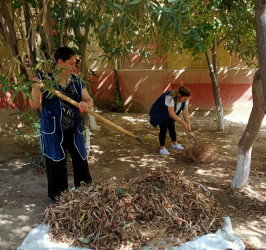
[178,217,245,250]
[17,222,90,250]
[18,217,244,250]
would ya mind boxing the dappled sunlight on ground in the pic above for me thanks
[122,115,148,123]
[87,110,266,249]
[224,106,266,126]
[0,109,266,249]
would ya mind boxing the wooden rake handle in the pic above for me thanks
[53,89,141,141]
[187,131,196,142]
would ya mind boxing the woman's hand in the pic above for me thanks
[182,121,190,132]
[81,88,93,112]
[79,100,93,113]
[168,106,190,131]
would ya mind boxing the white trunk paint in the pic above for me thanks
[231,148,252,189]
[84,117,91,155]
[88,107,99,131]
[84,108,99,155]
[85,126,90,154]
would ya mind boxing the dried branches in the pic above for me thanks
[44,169,222,249]
[185,141,218,163]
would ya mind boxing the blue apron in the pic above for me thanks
[149,91,185,128]
[38,72,87,161]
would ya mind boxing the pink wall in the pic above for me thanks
[90,71,115,107]
[90,69,254,113]
[0,90,27,112]
[0,69,255,114]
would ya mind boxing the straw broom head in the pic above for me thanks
[185,133,218,163]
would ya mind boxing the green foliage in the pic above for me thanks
[0,75,33,101]
[10,109,45,166]
[97,0,164,61]
[94,0,256,66]
[0,0,258,132]
[220,0,256,61]
[183,0,256,62]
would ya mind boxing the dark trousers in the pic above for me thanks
[46,129,92,201]
[159,117,177,147]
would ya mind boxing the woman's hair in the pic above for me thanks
[178,82,191,97]
[53,47,76,64]
[76,58,81,65]
[168,82,191,100]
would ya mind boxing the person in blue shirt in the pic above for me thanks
[149,83,191,155]
[29,47,93,201]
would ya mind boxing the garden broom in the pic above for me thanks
[185,131,218,163]
[51,89,157,154]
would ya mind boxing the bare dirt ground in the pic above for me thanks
[0,109,265,250]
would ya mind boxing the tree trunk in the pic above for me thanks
[0,0,28,78]
[42,0,54,55]
[205,49,224,132]
[255,1,266,113]
[84,117,91,156]
[80,20,90,76]
[22,0,37,67]
[0,0,19,58]
[59,0,67,47]
[113,68,123,112]
[231,70,265,188]
[212,42,218,81]
[80,20,99,136]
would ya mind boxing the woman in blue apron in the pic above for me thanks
[149,83,191,155]
[29,47,93,201]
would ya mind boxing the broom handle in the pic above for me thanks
[53,89,139,140]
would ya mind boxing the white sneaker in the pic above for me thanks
[172,143,184,150]
[160,148,170,155]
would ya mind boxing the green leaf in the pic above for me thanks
[78,238,90,244]
[34,60,44,70]
[13,0,22,9]
[21,92,27,101]
[104,1,124,12]
[129,0,143,5]
[174,21,180,38]
[153,186,160,191]
[88,69,99,78]
[117,187,126,195]
[98,24,107,33]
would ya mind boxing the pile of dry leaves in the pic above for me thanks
[185,141,218,163]
[44,168,223,249]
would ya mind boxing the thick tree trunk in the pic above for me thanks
[255,1,266,113]
[205,50,224,132]
[0,0,17,57]
[0,0,28,78]
[231,70,265,188]
[22,0,37,67]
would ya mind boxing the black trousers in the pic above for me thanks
[46,129,92,201]
[159,117,177,147]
